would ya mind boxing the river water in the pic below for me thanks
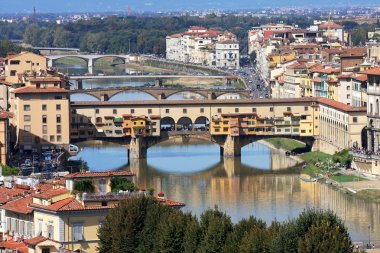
[70,139,380,243]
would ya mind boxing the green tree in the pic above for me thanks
[239,226,270,253]
[73,180,94,193]
[110,177,136,192]
[197,208,233,253]
[297,219,352,253]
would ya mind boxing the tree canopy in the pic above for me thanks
[98,197,353,253]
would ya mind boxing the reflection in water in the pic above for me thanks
[72,139,380,242]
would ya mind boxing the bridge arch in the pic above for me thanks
[70,93,101,101]
[92,56,127,66]
[166,91,207,100]
[216,92,247,99]
[194,116,210,131]
[177,117,193,131]
[109,90,157,101]
[160,117,176,131]
[52,56,89,66]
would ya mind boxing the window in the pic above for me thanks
[23,105,30,111]
[99,179,107,193]
[353,117,358,123]
[57,125,61,134]
[218,108,222,113]
[113,109,117,114]
[37,219,43,236]
[183,109,187,114]
[252,108,256,113]
[287,107,291,112]
[24,115,31,121]
[148,109,152,114]
[50,135,55,142]
[304,106,308,111]
[54,95,62,100]
[56,104,61,110]
[42,104,47,111]
[235,108,239,113]
[24,125,31,132]
[200,108,204,113]
[166,109,170,113]
[43,125,47,134]
[72,223,84,241]
[56,114,61,123]
[270,107,274,112]
[10,70,16,76]
[57,135,62,142]
[95,109,99,114]
[131,109,135,114]
[42,115,47,124]
[47,221,54,239]
[346,85,350,90]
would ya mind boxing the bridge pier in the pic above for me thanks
[129,136,148,159]
[75,80,83,90]
[223,135,242,157]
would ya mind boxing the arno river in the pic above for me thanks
[63,63,380,244]
[71,139,380,244]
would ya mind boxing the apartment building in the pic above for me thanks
[319,98,367,153]
[166,26,240,68]
[10,77,70,152]
[4,52,48,84]
[0,111,12,166]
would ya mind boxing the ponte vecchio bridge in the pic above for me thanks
[71,98,324,160]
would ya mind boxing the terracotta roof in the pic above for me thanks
[340,48,367,58]
[32,187,69,199]
[43,178,66,186]
[318,98,366,112]
[31,197,115,212]
[156,197,185,207]
[362,67,380,76]
[319,22,343,29]
[1,196,33,214]
[355,75,368,82]
[65,170,134,179]
[12,86,69,94]
[0,240,28,253]
[0,187,28,198]
[24,236,59,246]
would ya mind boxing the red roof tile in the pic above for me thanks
[65,170,134,179]
[31,197,115,212]
[32,187,69,199]
[355,75,368,82]
[24,236,59,246]
[1,196,33,214]
[362,67,380,76]
[0,240,28,253]
[0,111,13,119]
[12,86,69,94]
[318,98,366,112]
[319,22,343,29]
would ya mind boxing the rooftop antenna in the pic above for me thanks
[33,6,37,21]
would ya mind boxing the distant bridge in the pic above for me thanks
[34,47,81,53]
[46,54,130,74]
[70,86,250,101]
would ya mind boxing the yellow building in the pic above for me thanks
[4,52,48,84]
[10,77,70,152]
[0,111,12,166]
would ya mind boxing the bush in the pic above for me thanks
[73,180,95,193]
[110,177,136,192]
[1,165,20,176]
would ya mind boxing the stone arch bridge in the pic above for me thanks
[70,86,250,101]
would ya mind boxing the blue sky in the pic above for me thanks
[2,0,379,13]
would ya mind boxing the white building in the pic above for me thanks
[166,26,240,68]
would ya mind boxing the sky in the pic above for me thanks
[1,0,379,13]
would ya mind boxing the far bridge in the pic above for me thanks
[46,54,130,74]
[70,86,250,101]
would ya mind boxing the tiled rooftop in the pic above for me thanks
[65,170,134,179]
